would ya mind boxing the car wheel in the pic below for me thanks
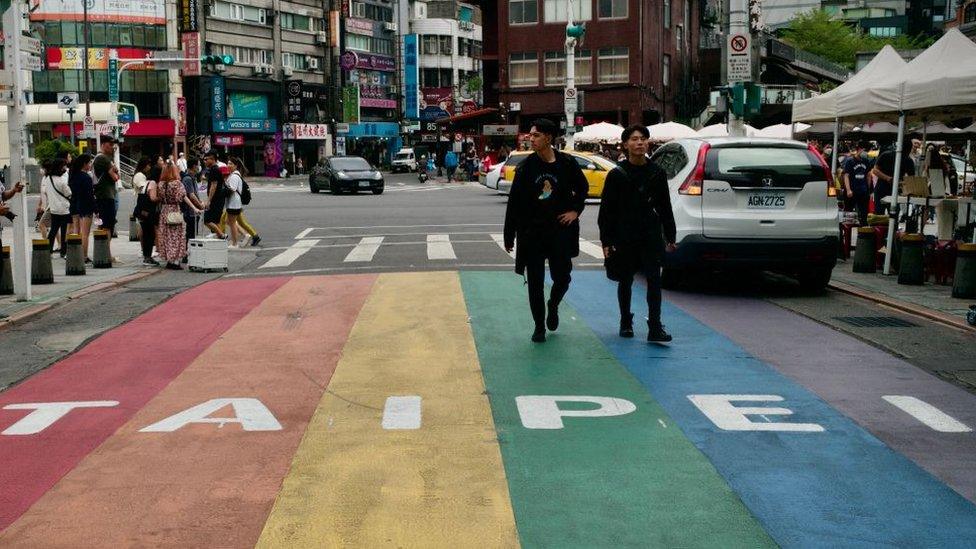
[309,178,319,193]
[372,187,384,195]
[329,178,340,194]
[797,268,832,294]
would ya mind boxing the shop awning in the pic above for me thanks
[52,117,175,138]
[434,107,498,124]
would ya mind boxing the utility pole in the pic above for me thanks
[564,0,585,150]
[3,0,32,299]
[83,0,90,117]
[725,0,748,137]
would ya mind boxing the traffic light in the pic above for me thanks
[566,23,586,39]
[201,54,235,66]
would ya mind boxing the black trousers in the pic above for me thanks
[47,213,71,253]
[852,192,870,225]
[615,245,664,328]
[139,219,156,259]
[524,253,573,329]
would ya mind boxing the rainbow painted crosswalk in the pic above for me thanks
[1,271,974,547]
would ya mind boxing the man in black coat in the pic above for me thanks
[504,119,589,343]
[598,124,677,342]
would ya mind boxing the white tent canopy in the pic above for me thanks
[792,45,905,123]
[575,121,624,143]
[837,29,976,121]
[647,121,698,141]
[696,123,757,137]
[754,123,811,139]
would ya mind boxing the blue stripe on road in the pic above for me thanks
[567,271,976,548]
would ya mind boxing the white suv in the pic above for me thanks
[650,137,839,291]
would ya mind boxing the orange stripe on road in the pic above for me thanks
[0,275,376,547]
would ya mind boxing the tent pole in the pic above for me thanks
[830,118,841,177]
[883,113,907,275]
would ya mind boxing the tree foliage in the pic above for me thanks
[34,140,80,166]
[781,9,935,69]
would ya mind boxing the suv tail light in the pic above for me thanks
[808,143,838,197]
[678,143,710,195]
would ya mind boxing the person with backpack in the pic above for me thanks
[218,161,260,247]
[133,157,160,265]
[224,156,248,248]
[42,158,72,258]
[598,124,677,343]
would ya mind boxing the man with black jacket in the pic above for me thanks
[504,119,589,343]
[598,124,677,342]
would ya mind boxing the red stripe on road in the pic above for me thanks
[0,277,289,531]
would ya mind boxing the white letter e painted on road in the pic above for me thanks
[516,395,637,429]
[688,394,825,432]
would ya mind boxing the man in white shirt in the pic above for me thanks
[176,152,188,174]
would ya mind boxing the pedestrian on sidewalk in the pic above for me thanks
[176,152,188,175]
[181,157,205,262]
[93,137,120,261]
[68,154,96,263]
[871,137,916,216]
[445,149,459,182]
[42,159,72,258]
[843,142,871,226]
[152,162,198,269]
[598,124,677,343]
[202,152,227,240]
[503,118,589,343]
[224,157,247,248]
[133,157,159,266]
[0,177,25,252]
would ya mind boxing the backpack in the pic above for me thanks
[239,177,251,205]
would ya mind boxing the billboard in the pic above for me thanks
[403,34,419,120]
[46,47,155,70]
[342,85,360,124]
[30,0,166,25]
[178,0,199,33]
[420,87,454,122]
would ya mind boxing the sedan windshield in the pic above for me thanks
[332,158,371,171]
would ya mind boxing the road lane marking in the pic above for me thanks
[294,228,314,239]
[427,234,457,260]
[258,239,320,269]
[381,396,422,430]
[343,236,384,262]
[490,233,515,259]
[883,396,973,433]
[578,239,605,259]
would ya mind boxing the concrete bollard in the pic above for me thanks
[952,242,976,298]
[0,246,12,295]
[897,233,926,285]
[31,239,54,285]
[129,215,140,242]
[852,227,877,273]
[92,229,112,269]
[65,233,86,276]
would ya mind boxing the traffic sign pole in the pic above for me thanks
[68,108,76,146]
[3,0,32,300]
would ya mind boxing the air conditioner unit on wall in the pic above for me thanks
[315,32,328,44]
[307,57,319,70]
[384,21,397,32]
[253,64,273,76]
[282,66,294,77]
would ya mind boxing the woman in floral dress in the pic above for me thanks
[151,162,200,270]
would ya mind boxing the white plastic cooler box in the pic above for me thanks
[188,238,228,272]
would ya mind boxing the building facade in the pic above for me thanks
[185,0,333,176]
[496,0,701,128]
[945,0,976,41]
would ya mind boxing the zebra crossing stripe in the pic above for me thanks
[427,234,457,260]
[490,234,515,259]
[344,237,384,262]
[259,240,320,269]
[577,239,604,259]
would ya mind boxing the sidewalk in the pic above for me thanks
[830,260,975,332]
[0,231,157,327]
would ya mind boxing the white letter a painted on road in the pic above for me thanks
[139,398,282,432]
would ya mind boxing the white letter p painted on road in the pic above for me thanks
[516,395,637,429]
[688,394,825,432]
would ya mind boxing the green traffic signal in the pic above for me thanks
[201,55,234,66]
[566,24,586,38]
[221,55,234,66]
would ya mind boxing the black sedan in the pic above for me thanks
[309,156,385,195]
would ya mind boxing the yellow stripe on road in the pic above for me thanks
[257,272,519,548]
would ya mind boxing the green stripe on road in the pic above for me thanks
[460,272,775,548]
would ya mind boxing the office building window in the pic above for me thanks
[598,0,627,18]
[664,0,671,27]
[347,33,370,52]
[509,52,539,87]
[439,35,453,55]
[662,54,671,87]
[544,50,592,85]
[545,0,592,22]
[676,24,683,53]
[598,47,628,83]
[510,0,538,24]
[281,13,312,32]
[422,35,438,55]
[966,3,976,23]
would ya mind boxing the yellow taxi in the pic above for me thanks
[497,150,618,198]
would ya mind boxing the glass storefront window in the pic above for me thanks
[91,24,107,46]
[45,22,61,44]
[61,21,78,44]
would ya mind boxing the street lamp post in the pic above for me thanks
[564,1,585,150]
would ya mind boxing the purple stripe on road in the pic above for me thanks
[665,291,976,504]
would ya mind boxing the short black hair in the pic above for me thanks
[100,135,117,144]
[530,118,559,141]
[621,124,650,142]
[186,156,200,170]
[204,151,218,161]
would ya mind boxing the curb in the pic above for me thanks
[828,280,975,333]
[0,268,161,332]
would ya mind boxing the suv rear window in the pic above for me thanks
[705,147,823,188]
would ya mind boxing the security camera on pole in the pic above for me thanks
[564,1,585,150]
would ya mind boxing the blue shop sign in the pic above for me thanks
[214,119,278,133]
[344,122,399,137]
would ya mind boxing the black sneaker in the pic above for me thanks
[531,326,546,343]
[619,313,634,338]
[143,257,160,266]
[648,324,673,343]
[250,235,261,246]
[546,299,559,331]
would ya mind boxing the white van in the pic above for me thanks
[392,148,418,172]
